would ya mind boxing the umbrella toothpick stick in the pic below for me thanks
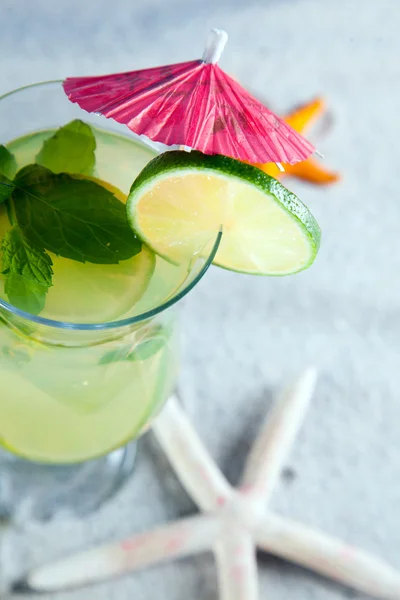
[178,29,228,153]
[202,29,229,64]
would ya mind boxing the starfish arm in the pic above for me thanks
[15,514,220,594]
[215,528,259,600]
[284,97,326,133]
[286,158,340,185]
[153,394,234,511]
[240,368,317,504]
[256,514,400,600]
[257,97,340,185]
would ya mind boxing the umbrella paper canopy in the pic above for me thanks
[63,30,315,165]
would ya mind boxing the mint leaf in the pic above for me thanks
[131,337,167,360]
[13,164,141,264]
[1,227,53,315]
[99,347,133,365]
[0,146,17,204]
[36,119,96,175]
[99,325,170,365]
[99,337,166,365]
[0,145,17,179]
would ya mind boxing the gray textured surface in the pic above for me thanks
[1,0,400,598]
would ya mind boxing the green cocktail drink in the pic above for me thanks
[0,83,220,515]
[0,126,181,464]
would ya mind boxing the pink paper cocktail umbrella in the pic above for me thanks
[63,29,315,165]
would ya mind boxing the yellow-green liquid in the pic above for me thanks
[0,126,183,463]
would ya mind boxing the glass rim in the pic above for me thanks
[0,80,222,331]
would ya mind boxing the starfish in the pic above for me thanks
[13,369,400,600]
[257,98,340,185]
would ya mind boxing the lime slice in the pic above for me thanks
[127,151,321,275]
[44,244,155,323]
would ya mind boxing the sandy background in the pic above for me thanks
[0,0,399,598]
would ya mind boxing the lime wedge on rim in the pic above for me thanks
[127,151,321,275]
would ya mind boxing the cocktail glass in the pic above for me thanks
[0,82,221,520]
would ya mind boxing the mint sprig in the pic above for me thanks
[36,119,96,175]
[13,164,141,264]
[1,227,53,315]
[0,121,142,315]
